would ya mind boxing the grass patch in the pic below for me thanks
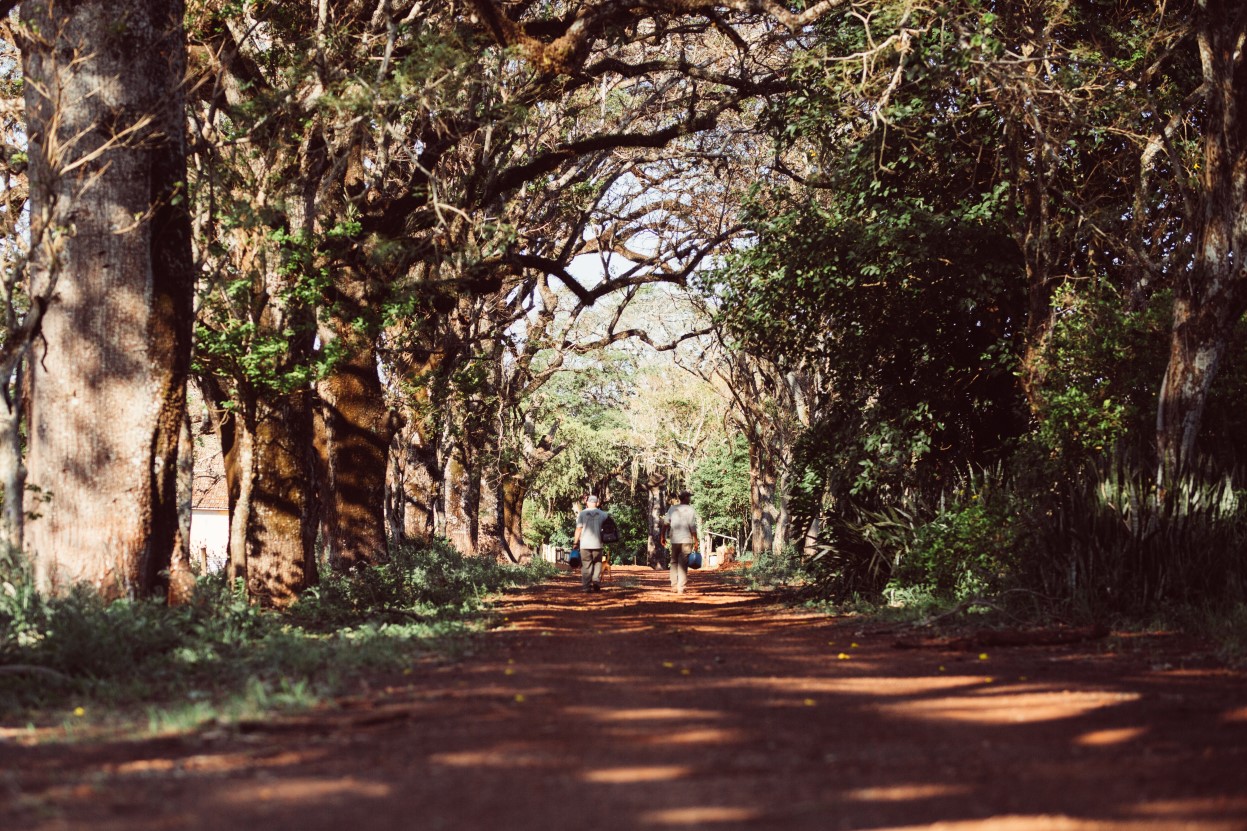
[0,540,556,735]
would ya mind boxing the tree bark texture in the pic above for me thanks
[497,477,530,562]
[387,418,440,543]
[22,0,194,599]
[0,364,25,553]
[167,406,196,605]
[443,447,478,555]
[748,441,778,557]
[1156,4,1247,480]
[646,474,667,562]
[216,385,319,607]
[315,320,396,570]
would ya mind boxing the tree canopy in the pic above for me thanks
[0,0,1245,618]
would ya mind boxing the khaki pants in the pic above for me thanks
[581,549,604,588]
[670,543,694,593]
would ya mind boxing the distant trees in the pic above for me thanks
[176,0,850,601]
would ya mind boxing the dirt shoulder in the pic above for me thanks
[3,566,1246,830]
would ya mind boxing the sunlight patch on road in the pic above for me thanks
[635,726,747,746]
[875,690,1139,725]
[220,776,391,805]
[641,805,763,825]
[584,765,693,783]
[869,816,1187,830]
[715,675,985,697]
[868,807,1247,830]
[1074,726,1147,746]
[1221,706,1247,723]
[843,783,971,802]
[567,707,725,722]
[110,748,330,776]
[1130,796,1247,817]
[432,747,555,768]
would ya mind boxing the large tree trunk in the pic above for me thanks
[1156,4,1247,482]
[478,476,504,561]
[1155,310,1237,480]
[215,384,319,607]
[497,477,530,562]
[22,0,193,599]
[315,327,396,570]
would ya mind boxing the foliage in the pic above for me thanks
[883,473,1022,602]
[743,546,813,592]
[287,539,555,629]
[691,435,751,541]
[1020,457,1247,615]
[1026,282,1168,459]
[0,542,552,722]
[715,54,1031,500]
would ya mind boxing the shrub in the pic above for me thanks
[0,540,554,720]
[1022,457,1247,615]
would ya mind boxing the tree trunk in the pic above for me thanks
[315,328,396,570]
[167,406,196,605]
[444,446,477,554]
[22,0,194,599]
[1156,5,1247,482]
[478,477,504,561]
[218,387,319,606]
[646,474,667,562]
[497,476,530,562]
[388,418,440,543]
[772,469,792,556]
[748,441,778,557]
[1155,310,1235,481]
[0,364,25,554]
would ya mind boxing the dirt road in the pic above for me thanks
[3,566,1246,830]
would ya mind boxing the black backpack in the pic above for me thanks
[599,514,620,543]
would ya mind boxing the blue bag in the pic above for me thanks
[687,549,702,569]
[568,548,582,569]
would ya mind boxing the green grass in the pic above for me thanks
[0,540,556,735]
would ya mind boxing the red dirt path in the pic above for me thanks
[3,566,1247,830]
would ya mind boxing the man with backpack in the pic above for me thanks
[660,490,699,594]
[573,494,613,592]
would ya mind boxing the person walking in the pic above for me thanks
[573,494,609,592]
[660,490,699,594]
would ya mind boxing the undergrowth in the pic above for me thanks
[743,459,1247,663]
[0,540,555,731]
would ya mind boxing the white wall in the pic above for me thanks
[190,509,229,574]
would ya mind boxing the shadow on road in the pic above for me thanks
[3,566,1246,830]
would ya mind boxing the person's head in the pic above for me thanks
[679,490,692,504]
[586,494,599,507]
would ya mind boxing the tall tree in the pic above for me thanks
[1153,1,1247,478]
[19,0,194,598]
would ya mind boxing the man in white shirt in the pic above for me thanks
[660,490,699,594]
[573,494,609,592]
